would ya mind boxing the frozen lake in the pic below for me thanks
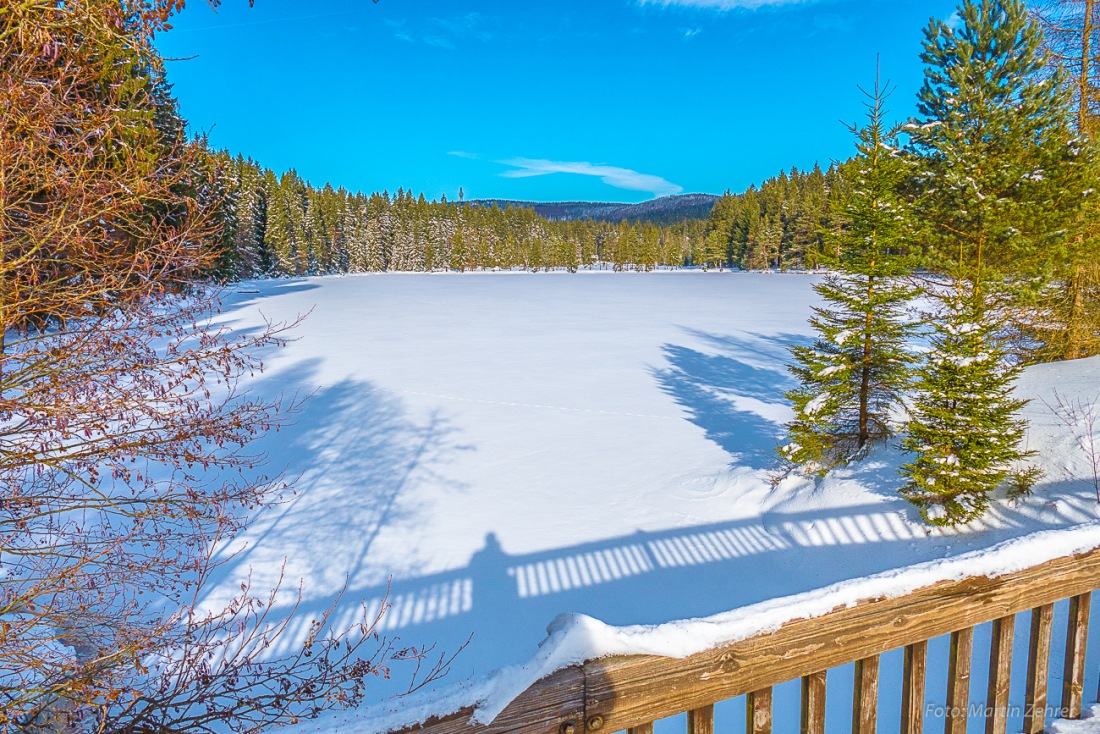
[209,271,1100,731]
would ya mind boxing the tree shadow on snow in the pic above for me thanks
[201,365,473,632]
[652,330,811,470]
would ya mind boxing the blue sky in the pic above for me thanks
[156,0,961,203]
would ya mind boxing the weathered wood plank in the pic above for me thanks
[686,705,713,734]
[626,724,653,734]
[985,615,1014,734]
[944,628,973,734]
[801,671,826,734]
[852,656,878,734]
[1023,604,1053,734]
[901,641,927,734]
[1062,592,1091,717]
[746,688,772,734]
[393,666,586,734]
[580,547,1100,734]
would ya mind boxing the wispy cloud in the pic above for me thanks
[447,151,479,160]
[640,0,814,10]
[388,12,495,48]
[431,12,495,42]
[682,27,702,39]
[422,35,456,50]
[498,158,683,197]
[944,10,963,31]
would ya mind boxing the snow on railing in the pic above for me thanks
[387,523,1100,734]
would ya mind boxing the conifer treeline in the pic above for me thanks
[700,163,853,271]
[200,155,709,279]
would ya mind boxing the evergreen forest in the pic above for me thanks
[201,155,711,279]
[200,153,853,280]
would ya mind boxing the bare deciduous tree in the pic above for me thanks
[1,2,453,731]
[1044,389,1100,502]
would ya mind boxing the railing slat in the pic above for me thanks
[944,627,973,734]
[1062,592,1091,718]
[686,705,713,734]
[746,688,772,734]
[1024,604,1054,734]
[801,671,826,734]
[901,641,927,734]
[852,656,878,734]
[627,724,654,734]
[985,615,1014,734]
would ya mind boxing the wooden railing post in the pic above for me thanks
[901,641,927,734]
[801,671,827,734]
[686,705,713,734]
[852,656,879,734]
[986,615,1014,734]
[1063,592,1091,718]
[1024,604,1054,734]
[944,628,973,734]
[747,688,772,734]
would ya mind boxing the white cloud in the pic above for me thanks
[640,0,814,10]
[422,35,456,50]
[944,10,963,31]
[447,151,479,160]
[388,12,494,48]
[498,158,683,197]
[682,27,702,38]
[432,12,495,42]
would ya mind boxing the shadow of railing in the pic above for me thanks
[298,493,1097,643]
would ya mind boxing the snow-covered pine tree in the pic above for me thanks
[1026,0,1100,361]
[701,194,736,269]
[781,75,915,474]
[232,155,270,277]
[901,285,1028,524]
[901,0,1084,525]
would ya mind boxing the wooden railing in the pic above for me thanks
[395,544,1100,734]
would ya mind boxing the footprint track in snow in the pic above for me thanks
[397,389,680,421]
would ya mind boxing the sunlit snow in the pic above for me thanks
[206,271,1100,733]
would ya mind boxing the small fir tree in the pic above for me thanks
[901,0,1083,524]
[900,287,1028,523]
[782,76,916,473]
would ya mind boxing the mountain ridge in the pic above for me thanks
[464,192,719,224]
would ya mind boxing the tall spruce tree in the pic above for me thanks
[901,0,1084,525]
[1026,0,1100,361]
[781,77,916,474]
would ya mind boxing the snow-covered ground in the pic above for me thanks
[209,271,1100,732]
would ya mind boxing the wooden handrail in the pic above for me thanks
[394,543,1100,734]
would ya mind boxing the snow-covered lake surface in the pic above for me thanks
[210,271,1100,732]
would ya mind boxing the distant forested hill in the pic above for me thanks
[466,193,720,224]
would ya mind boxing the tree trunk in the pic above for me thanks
[859,276,874,448]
